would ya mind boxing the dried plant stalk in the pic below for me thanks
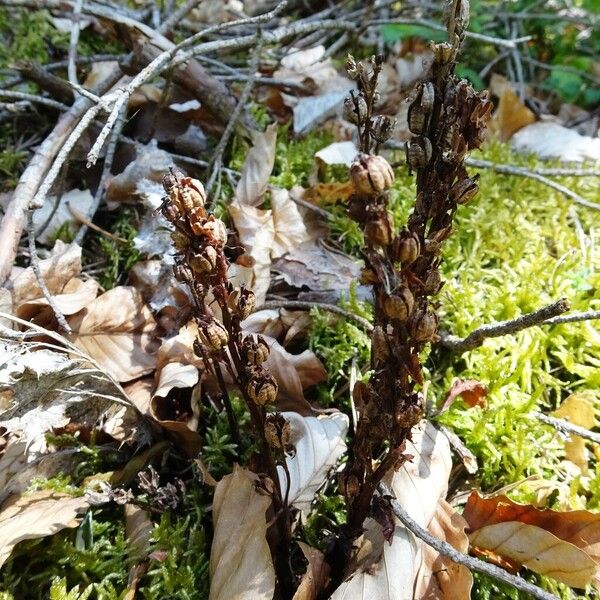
[336,0,492,558]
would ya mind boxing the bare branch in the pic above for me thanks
[378,483,560,600]
[465,158,600,211]
[531,412,600,445]
[440,299,570,353]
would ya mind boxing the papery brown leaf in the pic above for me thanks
[465,491,600,587]
[209,466,275,600]
[469,522,595,588]
[242,308,312,345]
[68,286,157,382]
[0,490,90,567]
[9,241,82,307]
[415,499,472,599]
[125,503,153,560]
[16,277,98,327]
[440,379,488,412]
[271,187,310,258]
[303,182,354,205]
[489,88,536,142]
[229,199,274,305]
[293,542,331,600]
[553,391,597,472]
[236,123,277,207]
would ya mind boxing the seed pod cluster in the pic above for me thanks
[227,288,256,320]
[264,414,292,451]
[383,286,414,321]
[242,335,270,366]
[408,82,434,135]
[196,318,229,352]
[246,367,278,406]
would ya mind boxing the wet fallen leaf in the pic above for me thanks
[464,491,600,588]
[209,465,275,600]
[553,391,598,472]
[68,286,158,382]
[277,412,348,512]
[0,490,90,567]
[236,123,277,207]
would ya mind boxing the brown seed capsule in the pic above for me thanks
[264,414,291,450]
[171,231,190,252]
[410,308,438,342]
[347,195,368,222]
[191,214,228,246]
[370,115,396,143]
[346,54,360,80]
[395,401,424,429]
[364,217,391,247]
[343,92,368,125]
[391,231,421,265]
[178,177,207,213]
[197,318,229,352]
[360,267,378,285]
[242,335,270,365]
[406,136,433,170]
[423,269,443,295]
[173,262,193,283]
[372,325,390,363]
[449,177,479,205]
[189,246,218,274]
[344,474,361,498]
[350,153,394,196]
[383,286,414,321]
[247,369,278,405]
[227,288,256,320]
[161,199,181,223]
[408,81,434,135]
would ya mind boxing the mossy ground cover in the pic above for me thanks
[1,135,598,599]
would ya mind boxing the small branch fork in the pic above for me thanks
[378,483,560,600]
[531,412,600,445]
[440,298,600,353]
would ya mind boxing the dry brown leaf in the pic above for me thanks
[553,391,598,472]
[68,286,157,382]
[469,522,595,588]
[0,490,90,567]
[209,465,275,600]
[271,187,310,258]
[125,503,153,559]
[9,241,82,307]
[440,379,488,412]
[489,88,536,141]
[242,308,312,345]
[236,124,277,207]
[16,277,98,327]
[229,199,274,305]
[293,542,331,600]
[415,499,472,599]
[465,491,600,587]
[303,182,354,205]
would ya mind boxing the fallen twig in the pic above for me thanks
[0,89,69,111]
[465,158,600,211]
[67,0,84,91]
[378,482,559,600]
[531,412,600,445]
[440,299,570,353]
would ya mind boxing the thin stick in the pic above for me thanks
[26,210,72,334]
[67,0,84,90]
[544,310,600,325]
[68,203,127,242]
[0,89,69,111]
[205,39,262,196]
[378,483,559,600]
[531,412,600,445]
[440,299,570,353]
[259,300,373,333]
[465,158,600,211]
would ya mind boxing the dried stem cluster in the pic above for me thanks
[336,0,492,557]
[159,170,294,596]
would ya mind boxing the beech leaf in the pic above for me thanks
[236,124,277,206]
[68,286,157,382]
[277,412,348,512]
[0,490,90,567]
[209,466,275,600]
